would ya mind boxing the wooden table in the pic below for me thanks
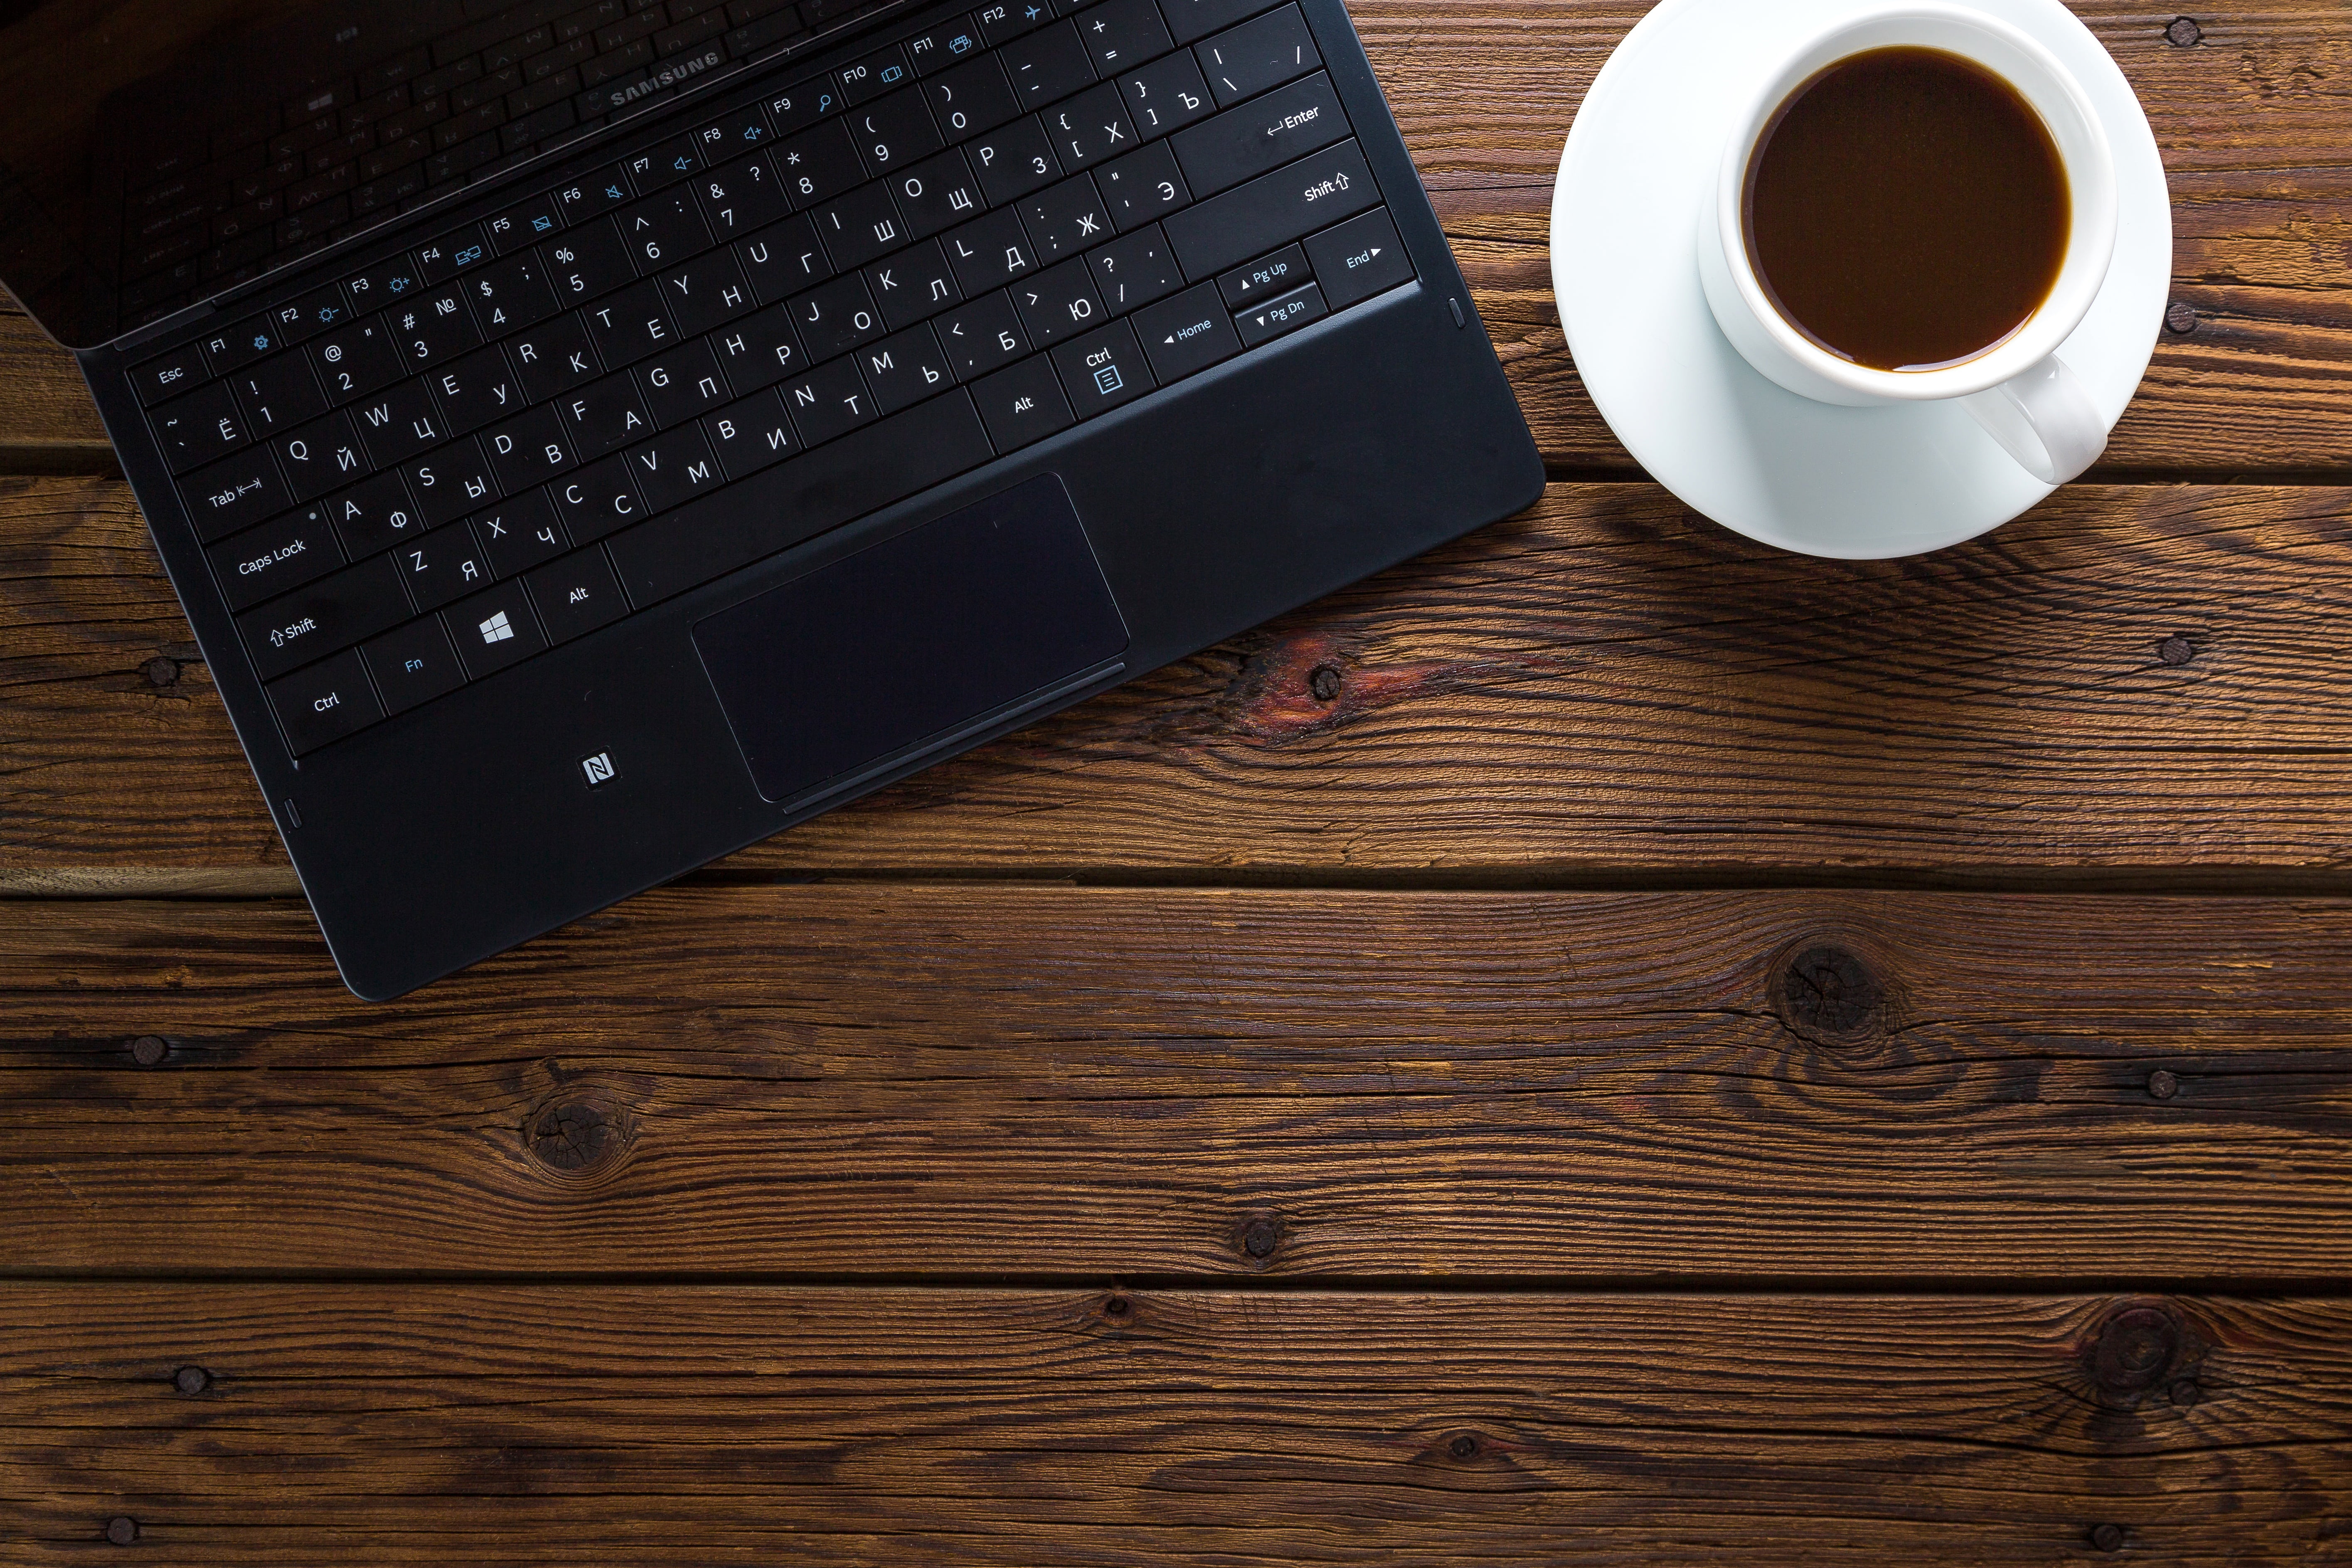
[7,3,2351,1560]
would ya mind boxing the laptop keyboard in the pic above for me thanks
[131,0,1419,760]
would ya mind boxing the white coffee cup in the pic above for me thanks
[1697,3,2119,486]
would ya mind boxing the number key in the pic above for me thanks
[226,352,329,437]
[308,318,404,403]
[465,250,561,334]
[694,154,791,240]
[614,188,712,274]
[773,120,865,207]
[544,218,636,305]
[846,87,944,176]
[386,287,483,368]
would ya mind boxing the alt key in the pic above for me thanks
[526,548,631,645]
[266,647,384,757]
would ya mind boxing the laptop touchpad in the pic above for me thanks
[693,475,1130,805]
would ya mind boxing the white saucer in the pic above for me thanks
[1550,0,2172,559]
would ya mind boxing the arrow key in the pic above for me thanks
[1303,206,1414,310]
[1131,281,1241,385]
[1234,279,1327,347]
[1217,243,1309,309]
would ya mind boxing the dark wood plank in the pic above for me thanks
[3,5,2350,479]
[7,886,2351,1278]
[12,479,2352,881]
[6,1286,2346,1563]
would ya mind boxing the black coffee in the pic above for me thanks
[1744,46,2070,372]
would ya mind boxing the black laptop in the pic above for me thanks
[6,0,1541,997]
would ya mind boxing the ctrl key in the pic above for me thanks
[266,649,384,756]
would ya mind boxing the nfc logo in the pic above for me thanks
[581,753,618,789]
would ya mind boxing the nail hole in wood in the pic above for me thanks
[1238,1215,1282,1260]
[141,657,180,689]
[2164,301,2198,334]
[2165,16,2202,46]
[105,1517,138,1546]
[2170,1378,2202,1407]
[1308,664,1343,703]
[2092,1523,2127,1552]
[172,1366,209,1396]
[130,1036,169,1067]
[2157,636,2194,666]
[2148,1069,2179,1100]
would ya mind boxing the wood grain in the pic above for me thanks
[5,1287,2346,1563]
[7,885,2352,1279]
[15,478,2352,881]
[3,4,2351,479]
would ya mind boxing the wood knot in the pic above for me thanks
[105,1516,139,1546]
[2163,301,2198,335]
[2169,1378,2202,1408]
[141,656,181,689]
[1447,1433,1480,1460]
[2157,636,2195,666]
[2164,15,2201,46]
[130,1035,170,1067]
[2087,1303,2190,1405]
[1308,664,1343,703]
[1776,945,1883,1039]
[1236,1214,1283,1262]
[1101,1294,1130,1320]
[523,1095,637,1184]
[172,1366,210,1396]
[2092,1523,2127,1552]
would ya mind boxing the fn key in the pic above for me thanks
[266,648,384,756]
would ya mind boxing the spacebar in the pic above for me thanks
[608,391,997,608]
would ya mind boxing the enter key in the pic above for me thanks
[1171,71,1350,198]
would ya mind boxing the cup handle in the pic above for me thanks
[1959,355,2108,486]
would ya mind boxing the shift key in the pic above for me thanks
[236,554,411,681]
[1163,138,1377,281]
